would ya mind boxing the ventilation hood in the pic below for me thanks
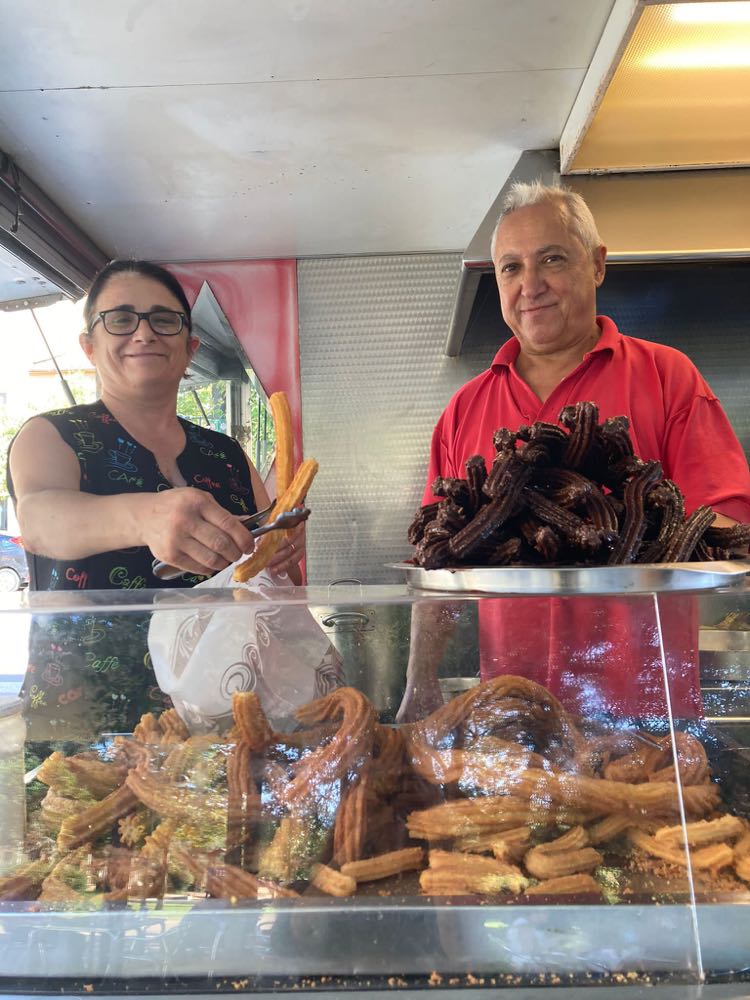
[445,153,750,356]
[447,1,750,355]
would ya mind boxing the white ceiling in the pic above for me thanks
[0,0,615,261]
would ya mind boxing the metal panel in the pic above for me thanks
[569,171,750,260]
[0,246,65,310]
[298,254,497,584]
[0,150,107,298]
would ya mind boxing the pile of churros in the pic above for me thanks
[233,391,318,582]
[2,677,749,906]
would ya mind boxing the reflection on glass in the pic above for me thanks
[1,585,749,989]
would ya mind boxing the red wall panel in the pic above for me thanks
[166,260,300,495]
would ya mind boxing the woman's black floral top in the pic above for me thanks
[8,400,256,741]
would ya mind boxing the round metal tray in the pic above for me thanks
[390,560,750,596]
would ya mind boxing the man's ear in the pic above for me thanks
[593,245,607,287]
[187,333,200,360]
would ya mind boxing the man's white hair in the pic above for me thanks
[490,180,603,259]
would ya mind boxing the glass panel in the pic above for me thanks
[692,582,750,987]
[179,282,276,479]
[3,583,750,992]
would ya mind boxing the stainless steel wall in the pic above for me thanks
[298,253,496,584]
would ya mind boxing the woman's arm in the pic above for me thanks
[11,417,256,575]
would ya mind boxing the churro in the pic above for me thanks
[524,873,602,897]
[311,863,356,897]
[524,843,602,881]
[410,403,746,568]
[208,862,300,900]
[232,691,274,751]
[234,458,319,581]
[340,847,424,882]
[269,390,294,494]
[7,674,750,908]
[653,815,745,848]
[333,768,371,866]
[58,783,140,851]
[285,687,376,808]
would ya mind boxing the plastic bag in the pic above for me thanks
[147,564,344,732]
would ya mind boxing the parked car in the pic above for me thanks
[0,531,29,592]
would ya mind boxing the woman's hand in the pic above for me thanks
[266,521,306,583]
[143,487,257,576]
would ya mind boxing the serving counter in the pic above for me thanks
[0,578,749,999]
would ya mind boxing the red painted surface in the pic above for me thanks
[166,260,300,498]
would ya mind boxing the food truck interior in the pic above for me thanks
[1,1,750,996]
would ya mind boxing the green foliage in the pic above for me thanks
[177,378,276,477]
[176,382,227,430]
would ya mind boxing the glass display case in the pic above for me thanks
[0,576,749,999]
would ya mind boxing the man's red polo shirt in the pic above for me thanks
[421,317,750,719]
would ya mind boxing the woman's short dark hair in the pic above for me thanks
[83,259,192,333]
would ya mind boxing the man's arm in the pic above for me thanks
[660,388,750,526]
[396,599,467,723]
[11,417,256,575]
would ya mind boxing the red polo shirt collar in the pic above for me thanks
[490,316,619,375]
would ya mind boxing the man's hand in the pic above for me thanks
[395,672,444,724]
[143,488,256,576]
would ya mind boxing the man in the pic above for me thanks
[398,181,750,723]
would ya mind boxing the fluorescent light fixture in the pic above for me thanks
[671,2,750,24]
[646,43,750,68]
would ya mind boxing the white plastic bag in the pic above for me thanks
[147,564,344,732]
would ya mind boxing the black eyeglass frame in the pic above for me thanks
[89,308,189,337]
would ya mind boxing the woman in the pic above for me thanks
[8,259,304,738]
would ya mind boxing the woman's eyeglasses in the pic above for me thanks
[90,308,188,337]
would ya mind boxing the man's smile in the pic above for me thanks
[521,304,555,314]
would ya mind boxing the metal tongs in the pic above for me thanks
[151,504,309,582]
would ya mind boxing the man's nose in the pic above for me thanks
[521,264,547,298]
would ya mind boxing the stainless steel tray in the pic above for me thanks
[699,628,750,652]
[391,560,750,596]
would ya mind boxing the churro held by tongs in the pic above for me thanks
[234,389,318,581]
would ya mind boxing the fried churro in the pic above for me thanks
[525,873,602,897]
[269,390,294,494]
[58,783,140,852]
[524,836,602,881]
[234,457,319,582]
[340,847,424,883]
[410,402,745,569]
[311,863,356,897]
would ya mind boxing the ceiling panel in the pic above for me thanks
[0,70,587,258]
[0,0,615,258]
[0,0,614,89]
